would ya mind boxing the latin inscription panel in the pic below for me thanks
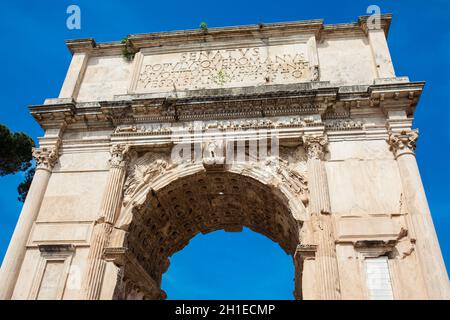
[136,42,317,92]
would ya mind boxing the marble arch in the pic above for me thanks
[107,159,307,300]
[1,15,449,300]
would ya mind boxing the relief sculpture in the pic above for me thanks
[123,152,174,206]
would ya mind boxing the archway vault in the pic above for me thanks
[106,162,308,300]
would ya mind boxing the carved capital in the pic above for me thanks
[32,142,61,171]
[387,129,419,157]
[302,135,328,160]
[110,144,130,168]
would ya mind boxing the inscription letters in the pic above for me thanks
[138,45,313,90]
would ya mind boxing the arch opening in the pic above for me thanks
[162,228,295,300]
[118,170,302,299]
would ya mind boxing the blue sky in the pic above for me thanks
[0,0,449,299]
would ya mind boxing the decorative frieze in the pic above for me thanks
[325,119,364,131]
[114,125,172,135]
[113,116,322,138]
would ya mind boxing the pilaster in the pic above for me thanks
[302,134,340,300]
[84,144,130,300]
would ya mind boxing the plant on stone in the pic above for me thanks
[213,69,229,86]
[200,22,208,33]
[121,36,136,62]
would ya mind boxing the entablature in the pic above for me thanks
[30,81,423,138]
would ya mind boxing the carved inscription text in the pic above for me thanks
[137,44,314,91]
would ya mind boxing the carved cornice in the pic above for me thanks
[29,102,76,130]
[67,21,325,56]
[65,15,393,56]
[370,81,425,118]
[65,39,96,54]
[358,14,392,37]
[32,141,61,171]
[302,135,328,160]
[29,82,425,132]
[100,102,133,126]
[387,129,419,157]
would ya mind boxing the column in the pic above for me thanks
[303,135,341,300]
[0,143,61,300]
[387,130,450,299]
[84,144,130,300]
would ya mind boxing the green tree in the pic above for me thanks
[0,124,35,202]
[17,168,35,202]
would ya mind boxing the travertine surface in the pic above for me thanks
[0,15,448,300]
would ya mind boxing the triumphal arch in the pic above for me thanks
[1,15,449,300]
